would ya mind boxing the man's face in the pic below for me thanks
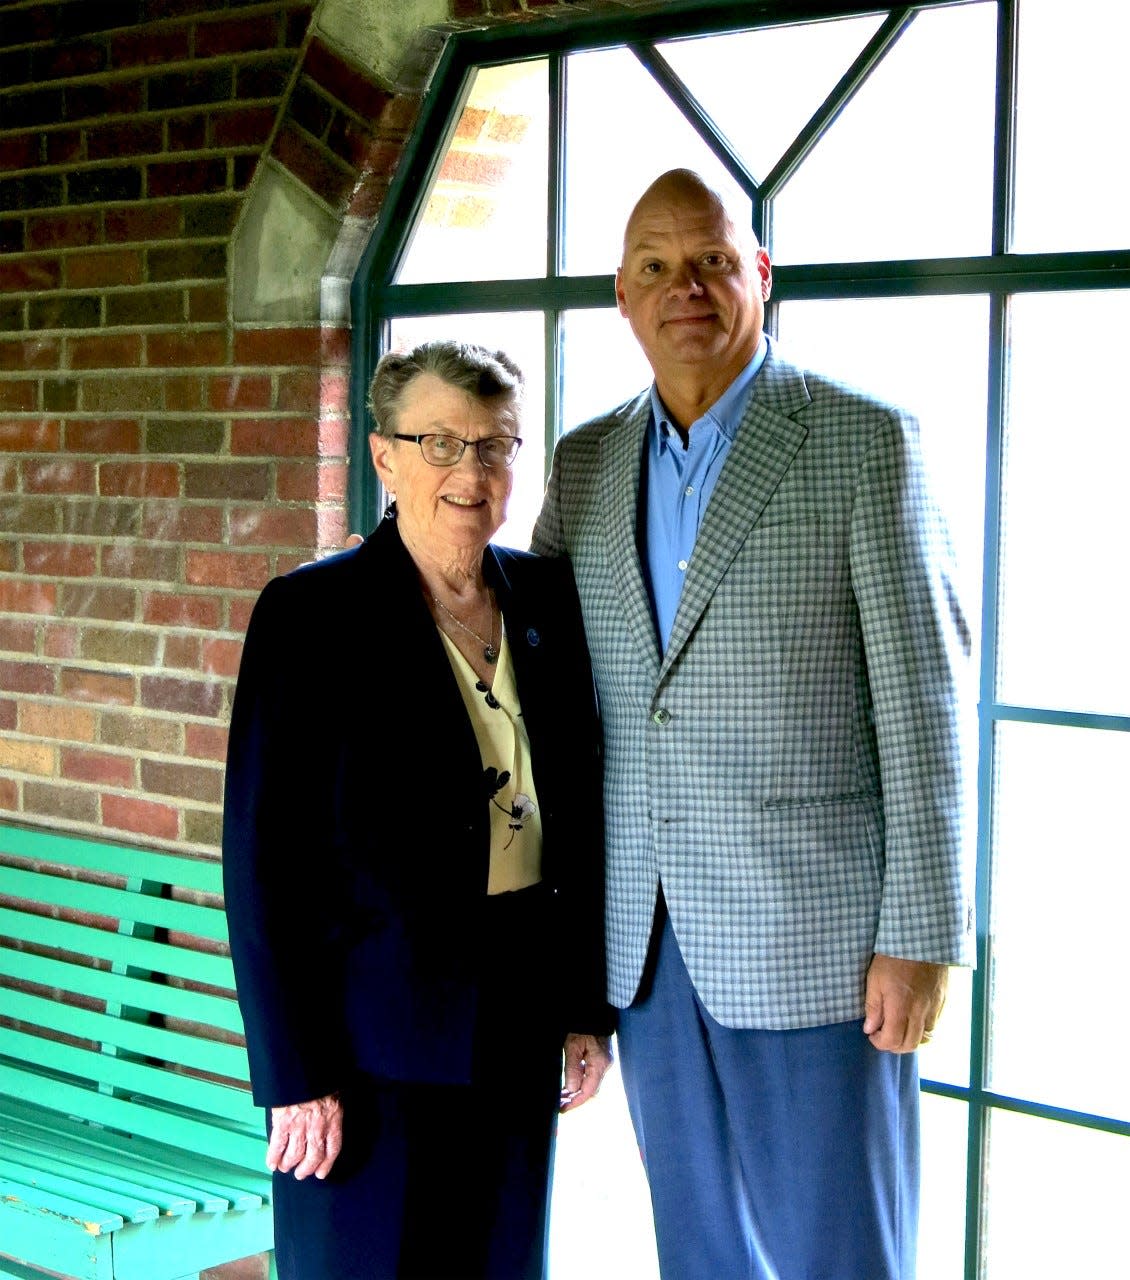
[615,181,772,387]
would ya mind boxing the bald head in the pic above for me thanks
[615,168,772,424]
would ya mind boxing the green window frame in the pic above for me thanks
[350,3,1130,1274]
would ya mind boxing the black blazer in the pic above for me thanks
[223,515,610,1108]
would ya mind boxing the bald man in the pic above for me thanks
[531,170,974,1279]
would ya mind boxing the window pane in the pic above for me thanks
[560,307,653,433]
[989,720,1130,1120]
[563,47,752,277]
[657,14,885,183]
[775,295,989,647]
[997,291,1130,715]
[396,62,548,284]
[919,964,972,1090]
[918,1094,969,1280]
[386,313,545,550]
[548,1047,659,1278]
[771,3,996,263]
[983,1109,1130,1278]
[1013,0,1130,253]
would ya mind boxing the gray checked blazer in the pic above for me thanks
[531,341,976,1029]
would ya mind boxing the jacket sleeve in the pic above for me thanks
[222,575,350,1107]
[850,407,977,966]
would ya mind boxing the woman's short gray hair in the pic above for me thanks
[368,340,525,438]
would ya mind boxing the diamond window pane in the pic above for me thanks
[997,291,1130,716]
[771,2,996,263]
[989,720,1130,1120]
[562,47,752,277]
[396,62,548,285]
[386,313,545,550]
[1013,0,1130,253]
[983,1109,1130,1279]
[657,14,885,183]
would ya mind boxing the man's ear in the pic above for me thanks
[369,432,396,491]
[615,266,630,318]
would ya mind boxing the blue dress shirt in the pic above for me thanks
[642,337,768,651]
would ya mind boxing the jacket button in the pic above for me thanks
[652,708,672,726]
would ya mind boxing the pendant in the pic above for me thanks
[484,644,499,664]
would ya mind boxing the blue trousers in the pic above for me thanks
[618,901,920,1280]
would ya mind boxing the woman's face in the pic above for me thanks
[368,372,518,561]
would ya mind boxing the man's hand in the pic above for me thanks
[268,1092,343,1180]
[863,954,948,1054]
[560,1032,613,1112]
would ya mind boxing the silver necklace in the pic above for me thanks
[431,593,499,664]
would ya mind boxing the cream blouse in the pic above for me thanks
[438,628,543,894]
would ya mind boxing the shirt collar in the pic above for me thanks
[649,334,769,449]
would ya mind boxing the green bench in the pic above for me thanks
[0,820,276,1280]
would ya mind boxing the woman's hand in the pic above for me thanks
[268,1092,344,1180]
[560,1033,613,1112]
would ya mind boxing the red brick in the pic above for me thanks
[0,659,54,696]
[147,330,227,368]
[0,699,16,731]
[24,781,99,825]
[140,675,223,718]
[99,461,181,498]
[275,370,319,413]
[195,12,281,57]
[212,104,276,148]
[87,120,164,162]
[185,721,229,761]
[168,115,207,152]
[275,461,316,501]
[57,583,137,622]
[228,598,255,633]
[165,375,205,411]
[102,792,179,841]
[0,777,16,811]
[271,123,354,210]
[24,542,98,577]
[202,636,242,678]
[25,211,102,251]
[231,418,317,457]
[44,623,80,659]
[141,757,223,804]
[317,507,346,549]
[60,667,135,705]
[142,592,221,629]
[62,748,134,787]
[303,38,391,121]
[0,580,57,615]
[111,26,192,69]
[317,372,349,416]
[455,106,489,142]
[209,374,271,411]
[186,549,269,590]
[317,461,347,503]
[318,415,348,457]
[0,133,41,170]
[229,506,316,548]
[321,325,350,366]
[183,463,269,501]
[0,619,36,652]
[23,460,96,495]
[147,158,228,199]
[188,284,227,323]
[233,327,321,368]
[65,249,143,290]
[380,93,422,136]
[140,503,223,544]
[104,204,181,243]
[45,130,85,166]
[66,420,141,453]
[164,633,202,670]
[80,376,164,415]
[68,332,144,370]
[0,336,63,372]
[100,543,179,581]
[0,382,37,412]
[0,257,61,292]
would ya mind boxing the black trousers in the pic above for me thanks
[271,884,564,1280]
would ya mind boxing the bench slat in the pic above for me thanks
[0,907,235,990]
[0,1065,265,1169]
[0,825,222,896]
[0,1136,195,1216]
[0,1154,162,1225]
[0,1174,124,1235]
[0,1029,256,1124]
[0,866,227,943]
[0,1103,268,1210]
[1,987,249,1081]
[0,949,245,1034]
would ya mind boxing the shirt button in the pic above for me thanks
[684,485,694,496]
[652,708,672,726]
[677,559,688,572]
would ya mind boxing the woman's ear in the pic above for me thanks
[369,432,396,492]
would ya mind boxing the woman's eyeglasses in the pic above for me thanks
[392,433,523,469]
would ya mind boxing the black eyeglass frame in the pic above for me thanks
[391,432,524,468]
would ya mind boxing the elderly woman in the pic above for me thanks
[222,340,612,1279]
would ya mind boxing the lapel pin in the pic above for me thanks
[526,628,540,647]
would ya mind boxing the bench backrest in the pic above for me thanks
[0,821,265,1172]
